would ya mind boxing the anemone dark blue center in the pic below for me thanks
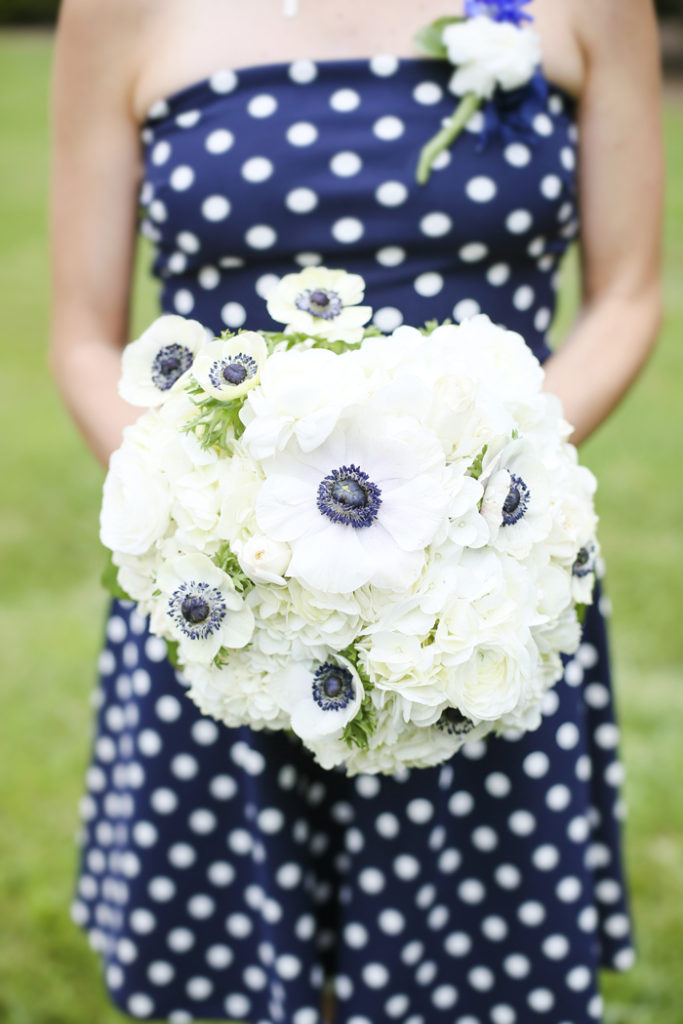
[151,343,194,391]
[180,595,210,624]
[168,580,227,641]
[572,543,596,578]
[312,662,355,712]
[295,287,344,320]
[438,707,474,736]
[317,464,382,528]
[501,472,530,527]
[208,352,258,392]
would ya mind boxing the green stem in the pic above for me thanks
[416,91,482,186]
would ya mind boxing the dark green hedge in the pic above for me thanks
[0,0,681,26]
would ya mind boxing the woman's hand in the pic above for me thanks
[542,0,664,445]
[49,0,145,467]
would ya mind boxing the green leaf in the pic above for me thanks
[343,698,378,751]
[413,15,464,59]
[467,443,489,480]
[576,602,587,625]
[100,549,133,601]
[215,543,254,595]
[165,639,181,669]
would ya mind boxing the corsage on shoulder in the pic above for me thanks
[415,0,542,183]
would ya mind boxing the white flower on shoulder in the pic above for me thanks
[443,16,541,99]
[100,440,170,555]
[266,266,372,343]
[119,315,207,406]
[280,654,364,742]
[234,534,291,585]
[255,411,450,593]
[156,553,254,663]
[192,332,268,401]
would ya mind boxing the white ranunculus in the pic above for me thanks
[156,553,255,663]
[235,534,291,585]
[192,332,268,401]
[446,634,534,721]
[280,655,364,742]
[443,16,541,99]
[255,410,450,593]
[100,442,170,555]
[240,347,367,459]
[266,266,372,343]
[119,315,207,407]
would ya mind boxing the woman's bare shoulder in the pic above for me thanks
[568,0,659,59]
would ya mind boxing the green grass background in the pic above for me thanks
[1,29,682,1024]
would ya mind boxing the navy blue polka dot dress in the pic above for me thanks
[74,57,637,1024]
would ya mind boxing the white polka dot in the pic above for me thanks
[173,289,194,314]
[459,241,488,262]
[407,798,434,824]
[151,141,171,165]
[413,81,443,105]
[533,844,560,870]
[449,791,474,816]
[344,922,369,948]
[566,965,592,991]
[428,904,450,930]
[376,246,405,267]
[453,298,481,321]
[561,145,576,170]
[275,862,302,888]
[330,88,360,112]
[359,867,386,894]
[528,988,554,1012]
[373,115,405,140]
[289,59,317,84]
[204,128,234,154]
[504,142,531,167]
[535,307,552,331]
[556,876,582,902]
[466,176,497,202]
[294,251,322,266]
[503,953,531,978]
[490,1006,515,1024]
[508,810,536,836]
[613,947,636,970]
[458,878,485,904]
[438,848,462,873]
[244,224,276,250]
[377,908,405,935]
[355,775,380,798]
[253,273,279,299]
[150,788,178,814]
[286,187,318,213]
[127,993,154,1016]
[533,112,554,136]
[171,753,198,780]
[416,883,437,909]
[394,854,421,881]
[330,150,362,176]
[133,821,158,848]
[167,927,195,952]
[241,156,274,183]
[595,723,620,749]
[370,54,399,76]
[209,69,237,94]
[168,842,196,868]
[130,908,156,934]
[484,772,511,798]
[523,751,550,778]
[148,876,175,901]
[186,975,213,1000]
[188,894,215,919]
[257,807,284,834]
[195,265,219,290]
[209,774,237,800]
[287,121,318,146]
[149,199,167,222]
[375,812,400,838]
[227,828,252,854]
[431,148,452,171]
[201,195,230,221]
[148,960,174,985]
[176,232,200,255]
[506,209,533,234]
[170,165,194,191]
[472,826,498,851]
[376,180,408,206]
[420,211,452,237]
[385,993,409,1018]
[176,109,200,129]
[468,965,494,990]
[226,912,252,938]
[487,263,510,286]
[481,915,508,941]
[331,217,364,244]
[541,174,563,199]
[513,285,535,311]
[248,94,277,118]
[276,953,302,979]
[293,1010,318,1024]
[433,984,458,1009]
[414,271,444,297]
[207,860,235,887]
[543,934,570,959]
[373,306,403,332]
[464,109,485,133]
[138,729,162,757]
[416,960,438,985]
[225,994,251,1017]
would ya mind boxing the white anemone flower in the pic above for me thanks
[156,553,255,663]
[255,411,450,593]
[119,315,207,407]
[192,332,268,401]
[480,438,553,559]
[280,654,364,742]
[442,16,541,100]
[570,538,599,604]
[266,266,372,343]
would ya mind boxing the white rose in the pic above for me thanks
[100,443,170,555]
[443,17,541,99]
[236,534,291,585]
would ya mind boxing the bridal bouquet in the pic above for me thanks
[101,267,598,775]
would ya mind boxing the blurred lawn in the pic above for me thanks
[1,28,682,1024]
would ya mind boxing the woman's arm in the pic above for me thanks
[541,0,664,445]
[49,0,146,467]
